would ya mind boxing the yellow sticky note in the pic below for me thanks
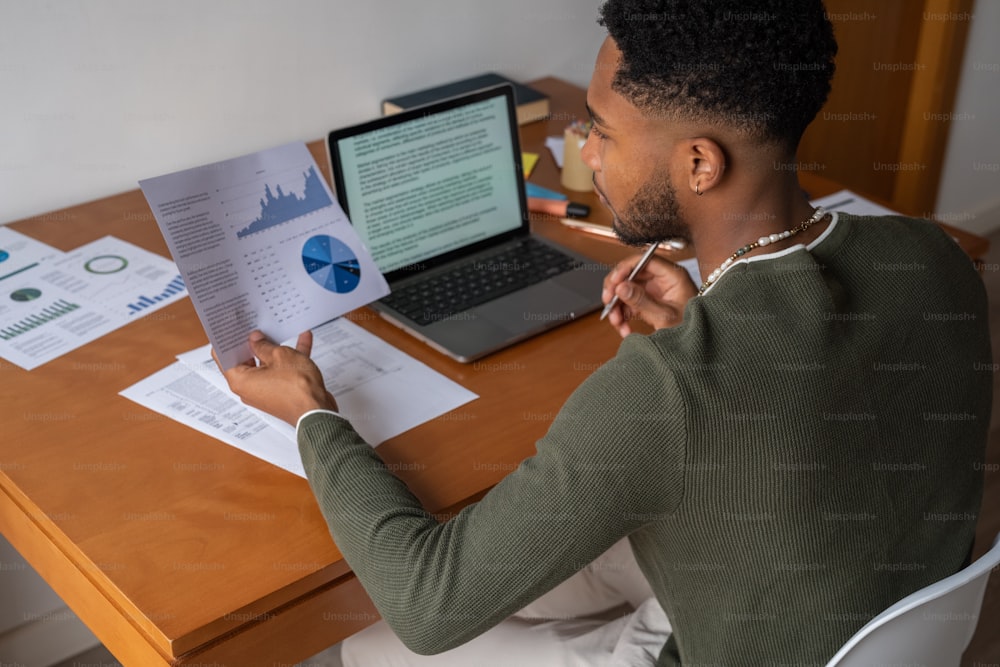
[522,152,540,178]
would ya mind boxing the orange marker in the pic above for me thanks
[527,197,590,218]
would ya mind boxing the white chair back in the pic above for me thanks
[826,532,1000,667]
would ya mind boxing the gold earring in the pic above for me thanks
[696,183,703,196]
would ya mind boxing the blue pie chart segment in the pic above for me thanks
[302,235,361,294]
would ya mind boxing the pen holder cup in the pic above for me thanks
[560,128,594,192]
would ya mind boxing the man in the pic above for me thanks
[220,1,992,664]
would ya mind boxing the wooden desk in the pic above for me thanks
[0,79,634,667]
[0,77,989,666]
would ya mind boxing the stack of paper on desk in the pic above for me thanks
[120,318,478,477]
[0,230,189,370]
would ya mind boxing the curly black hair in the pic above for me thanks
[598,0,837,147]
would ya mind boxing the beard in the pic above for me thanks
[605,173,692,248]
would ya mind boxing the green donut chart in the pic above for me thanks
[84,255,129,274]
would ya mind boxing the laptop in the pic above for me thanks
[326,84,605,362]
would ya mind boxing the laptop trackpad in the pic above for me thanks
[476,281,595,334]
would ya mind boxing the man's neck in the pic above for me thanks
[689,172,827,288]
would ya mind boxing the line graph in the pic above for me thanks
[235,166,332,239]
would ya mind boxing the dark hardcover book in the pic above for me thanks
[381,72,550,125]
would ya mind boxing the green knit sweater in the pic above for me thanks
[298,213,991,665]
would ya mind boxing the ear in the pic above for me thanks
[680,137,727,197]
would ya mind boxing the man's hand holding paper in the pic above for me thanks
[216,329,338,426]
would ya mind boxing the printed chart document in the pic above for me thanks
[804,189,972,245]
[139,142,389,370]
[0,226,62,280]
[0,230,188,370]
[809,189,898,217]
[120,318,479,476]
[120,360,306,474]
[41,236,187,317]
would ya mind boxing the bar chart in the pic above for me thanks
[0,298,80,341]
[126,275,186,315]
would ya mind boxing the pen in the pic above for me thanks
[561,218,687,252]
[560,218,613,239]
[599,239,686,320]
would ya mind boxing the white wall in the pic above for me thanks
[4,1,997,235]
[935,0,1000,235]
[0,0,606,225]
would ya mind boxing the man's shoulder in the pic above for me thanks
[614,328,706,374]
[808,212,982,304]
[594,334,674,385]
[574,334,695,409]
[833,212,964,256]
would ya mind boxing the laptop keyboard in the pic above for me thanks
[380,238,582,326]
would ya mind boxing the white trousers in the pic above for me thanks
[341,538,672,667]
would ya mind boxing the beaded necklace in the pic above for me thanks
[698,207,828,295]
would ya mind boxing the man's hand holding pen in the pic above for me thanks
[601,250,698,338]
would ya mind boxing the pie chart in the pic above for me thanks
[11,288,42,302]
[0,250,9,263]
[302,235,361,293]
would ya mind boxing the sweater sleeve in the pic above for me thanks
[296,335,687,654]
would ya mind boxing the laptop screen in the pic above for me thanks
[328,86,526,278]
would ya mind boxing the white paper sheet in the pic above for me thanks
[138,142,390,371]
[119,361,307,476]
[0,234,187,370]
[546,136,565,168]
[122,318,479,476]
[37,236,188,318]
[0,227,63,280]
[676,257,702,286]
[809,189,899,217]
[177,317,478,446]
[0,272,117,370]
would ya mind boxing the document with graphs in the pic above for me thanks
[0,229,188,370]
[120,317,478,474]
[139,141,389,370]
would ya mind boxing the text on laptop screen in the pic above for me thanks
[334,96,522,274]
